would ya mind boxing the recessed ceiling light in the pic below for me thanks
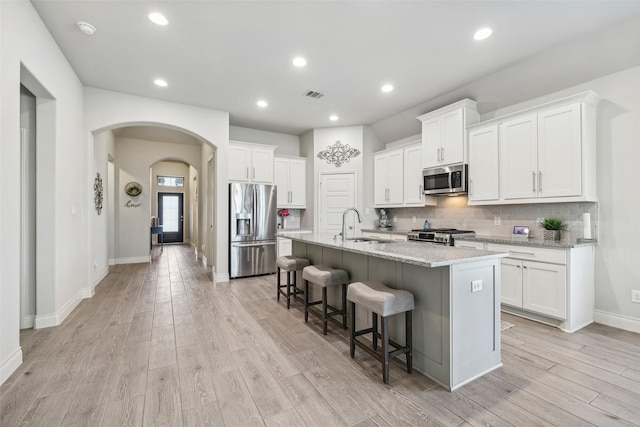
[381,84,394,93]
[76,21,96,35]
[329,115,339,121]
[473,27,492,41]
[154,79,168,87]
[257,100,268,108]
[292,57,307,67]
[149,12,168,26]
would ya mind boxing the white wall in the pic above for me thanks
[113,137,201,262]
[230,125,300,156]
[1,0,85,384]
[93,130,115,284]
[84,88,229,281]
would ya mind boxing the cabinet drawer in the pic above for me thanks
[487,243,566,265]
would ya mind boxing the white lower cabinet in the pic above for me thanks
[277,237,292,257]
[486,242,593,332]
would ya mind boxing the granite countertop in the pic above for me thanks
[280,232,508,268]
[361,228,411,236]
[456,235,597,248]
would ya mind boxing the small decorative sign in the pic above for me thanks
[124,181,143,197]
[317,140,361,167]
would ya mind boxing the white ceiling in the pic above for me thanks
[31,1,640,140]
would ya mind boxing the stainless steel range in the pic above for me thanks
[407,228,475,246]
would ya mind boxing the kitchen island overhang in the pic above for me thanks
[281,233,509,391]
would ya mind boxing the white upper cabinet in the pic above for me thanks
[467,91,601,206]
[417,99,479,169]
[468,125,499,202]
[374,150,403,206]
[229,141,275,183]
[274,156,306,208]
[403,144,425,205]
[373,142,436,208]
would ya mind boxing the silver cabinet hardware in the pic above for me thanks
[538,171,542,192]
[532,171,536,192]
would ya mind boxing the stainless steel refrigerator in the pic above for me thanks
[229,182,277,278]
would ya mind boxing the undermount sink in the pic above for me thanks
[346,237,395,244]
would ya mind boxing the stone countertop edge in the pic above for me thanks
[456,235,598,248]
[277,228,313,235]
[360,228,411,236]
[283,233,508,268]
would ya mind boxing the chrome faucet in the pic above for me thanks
[342,207,362,241]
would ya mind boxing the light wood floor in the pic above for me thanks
[2,245,640,426]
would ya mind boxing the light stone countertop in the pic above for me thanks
[280,232,508,268]
[456,235,597,249]
[360,228,412,236]
[276,228,313,235]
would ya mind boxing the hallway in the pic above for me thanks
[2,245,640,426]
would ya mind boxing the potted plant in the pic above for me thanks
[539,218,567,241]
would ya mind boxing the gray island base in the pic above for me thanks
[282,233,509,391]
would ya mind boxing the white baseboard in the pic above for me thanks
[20,315,34,329]
[215,272,229,283]
[108,258,116,266]
[81,285,95,299]
[594,309,640,334]
[113,256,151,265]
[34,289,83,329]
[93,266,109,286]
[0,347,23,385]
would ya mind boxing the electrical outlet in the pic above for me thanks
[494,217,501,226]
[365,208,370,215]
[412,216,417,223]
[537,218,544,225]
[632,290,640,304]
[471,280,483,293]
[393,217,397,223]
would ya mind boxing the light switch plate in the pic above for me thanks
[632,290,640,304]
[494,217,501,226]
[471,280,482,293]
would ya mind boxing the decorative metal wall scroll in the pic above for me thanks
[94,173,104,215]
[316,140,361,168]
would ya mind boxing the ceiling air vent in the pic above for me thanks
[304,90,324,99]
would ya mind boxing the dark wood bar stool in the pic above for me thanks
[301,265,348,335]
[276,256,310,309]
[347,281,414,384]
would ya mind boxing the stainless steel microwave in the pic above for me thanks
[422,164,468,195]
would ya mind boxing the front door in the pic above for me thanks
[158,192,184,243]
[318,173,356,234]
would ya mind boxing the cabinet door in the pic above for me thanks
[229,145,251,182]
[441,109,464,165]
[373,154,389,206]
[277,237,292,257]
[500,115,538,200]
[522,261,567,319]
[251,148,274,183]
[403,144,424,205]
[274,157,290,207]
[468,125,499,202]
[422,118,441,168]
[501,258,523,307]
[288,158,306,207]
[537,103,582,198]
[387,150,404,205]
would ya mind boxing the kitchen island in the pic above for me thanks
[281,232,508,391]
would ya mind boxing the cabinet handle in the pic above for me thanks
[441,146,445,162]
[252,167,256,179]
[418,185,422,198]
[523,266,528,269]
[532,171,536,193]
[437,147,441,162]
[469,180,473,196]
[538,171,542,193]
[246,167,249,179]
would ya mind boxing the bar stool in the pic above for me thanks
[276,256,310,309]
[347,281,414,384]
[302,265,348,335]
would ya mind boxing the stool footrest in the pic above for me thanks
[354,327,375,337]
[306,305,344,320]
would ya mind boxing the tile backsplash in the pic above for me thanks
[380,196,598,240]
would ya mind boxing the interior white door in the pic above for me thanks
[319,173,356,234]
